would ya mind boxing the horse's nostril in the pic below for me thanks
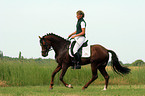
[43,55,47,57]
[42,52,48,57]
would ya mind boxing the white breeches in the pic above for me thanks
[73,36,85,54]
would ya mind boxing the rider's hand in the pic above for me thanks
[68,34,72,38]
[71,35,76,39]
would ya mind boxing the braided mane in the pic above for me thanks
[42,33,70,42]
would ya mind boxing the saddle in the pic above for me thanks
[70,40,88,56]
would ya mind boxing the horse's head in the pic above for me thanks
[39,36,52,57]
[39,33,70,57]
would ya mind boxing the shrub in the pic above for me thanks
[132,60,145,66]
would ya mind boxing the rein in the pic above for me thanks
[41,38,53,52]
[42,37,72,53]
[48,48,53,51]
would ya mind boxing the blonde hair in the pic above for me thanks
[76,10,85,18]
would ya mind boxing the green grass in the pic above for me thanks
[0,85,145,96]
[0,58,57,86]
[0,58,145,96]
[0,57,145,86]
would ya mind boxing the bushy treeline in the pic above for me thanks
[0,51,3,57]
[131,60,145,66]
[108,59,145,66]
[2,56,145,66]
[0,56,145,86]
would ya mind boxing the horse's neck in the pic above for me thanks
[49,36,69,57]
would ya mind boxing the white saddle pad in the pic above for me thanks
[69,45,91,58]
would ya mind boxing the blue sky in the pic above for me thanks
[0,0,145,63]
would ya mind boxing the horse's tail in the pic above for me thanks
[107,50,131,75]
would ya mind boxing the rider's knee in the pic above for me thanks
[73,48,77,54]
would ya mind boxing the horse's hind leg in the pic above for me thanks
[99,66,109,90]
[49,65,62,89]
[82,63,98,90]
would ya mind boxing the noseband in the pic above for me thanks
[41,38,53,53]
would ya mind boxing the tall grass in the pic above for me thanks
[0,57,145,86]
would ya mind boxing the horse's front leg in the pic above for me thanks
[49,65,62,89]
[60,64,73,88]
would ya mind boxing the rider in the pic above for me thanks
[68,10,86,69]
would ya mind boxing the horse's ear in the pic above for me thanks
[39,36,41,39]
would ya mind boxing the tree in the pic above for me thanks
[0,50,3,58]
[132,59,145,66]
[19,51,22,59]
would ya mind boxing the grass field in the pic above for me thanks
[0,58,145,96]
[0,57,145,86]
[0,85,145,96]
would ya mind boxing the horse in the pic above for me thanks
[39,33,130,90]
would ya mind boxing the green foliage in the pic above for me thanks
[0,50,3,58]
[0,57,56,86]
[0,57,145,86]
[132,59,145,66]
[18,51,22,59]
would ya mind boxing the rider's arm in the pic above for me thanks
[75,28,85,36]
[68,31,76,38]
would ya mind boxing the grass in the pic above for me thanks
[0,57,145,86]
[0,85,145,96]
[0,57,145,96]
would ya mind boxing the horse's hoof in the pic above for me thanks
[66,84,73,88]
[49,87,53,90]
[103,85,107,91]
[82,87,86,90]
[103,88,107,91]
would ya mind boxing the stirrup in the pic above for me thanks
[74,61,81,69]
[71,65,81,69]
[74,65,81,69]
[71,66,74,69]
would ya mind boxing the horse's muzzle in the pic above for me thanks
[42,51,48,57]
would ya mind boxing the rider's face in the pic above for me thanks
[76,14,83,19]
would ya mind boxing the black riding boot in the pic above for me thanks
[74,52,81,69]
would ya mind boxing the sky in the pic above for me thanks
[0,0,145,63]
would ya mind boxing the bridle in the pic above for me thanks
[41,37,71,53]
[41,38,53,53]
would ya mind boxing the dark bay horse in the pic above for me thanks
[39,33,130,90]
